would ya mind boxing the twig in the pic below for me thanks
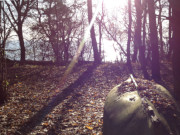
[130,74,138,88]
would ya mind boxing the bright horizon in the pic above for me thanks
[5,0,129,62]
[102,0,127,62]
[103,0,127,11]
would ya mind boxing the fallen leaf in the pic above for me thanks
[68,109,73,112]
[85,125,93,130]
[42,122,49,126]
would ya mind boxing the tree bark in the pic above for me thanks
[127,0,133,74]
[169,0,180,101]
[0,2,7,103]
[167,4,172,59]
[87,0,101,64]
[158,0,163,58]
[0,46,7,104]
[147,0,161,81]
[98,3,104,59]
[135,0,149,79]
[50,38,60,65]
[0,42,7,105]
[132,0,138,63]
[142,1,147,60]
[18,25,26,62]
[99,22,102,59]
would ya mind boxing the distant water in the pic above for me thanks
[5,40,125,62]
[5,40,20,60]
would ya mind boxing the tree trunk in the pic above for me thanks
[87,0,101,64]
[167,5,172,59]
[132,0,138,63]
[127,0,133,74]
[51,42,60,65]
[18,25,25,62]
[0,49,6,105]
[135,0,149,79]
[98,18,103,60]
[132,46,138,62]
[0,42,7,105]
[0,81,7,105]
[142,1,147,58]
[169,0,180,101]
[98,3,104,59]
[0,44,7,105]
[64,41,70,62]
[50,31,59,65]
[49,28,60,65]
[147,0,161,81]
[158,0,163,58]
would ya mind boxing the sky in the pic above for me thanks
[5,0,128,62]
[4,0,170,62]
[100,0,127,62]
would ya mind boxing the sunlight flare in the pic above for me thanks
[103,0,127,11]
[59,0,103,87]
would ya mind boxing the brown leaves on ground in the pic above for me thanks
[119,78,180,125]
[0,62,174,135]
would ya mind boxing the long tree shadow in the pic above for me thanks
[15,64,98,135]
[46,90,83,134]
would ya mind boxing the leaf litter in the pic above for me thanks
[0,62,177,134]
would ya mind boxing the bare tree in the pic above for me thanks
[0,1,11,105]
[134,0,149,79]
[167,4,172,59]
[127,0,133,74]
[32,0,83,64]
[87,0,101,64]
[147,0,161,81]
[168,0,180,101]
[157,0,164,58]
[96,3,105,60]
[132,0,138,63]
[4,0,35,62]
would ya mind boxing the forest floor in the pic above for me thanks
[0,61,174,135]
